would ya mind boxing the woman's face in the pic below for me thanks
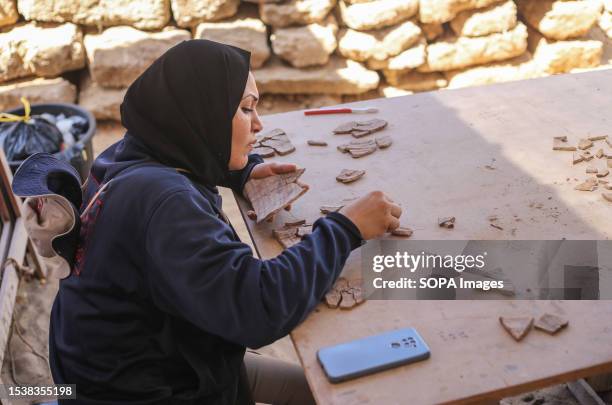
[229,72,262,170]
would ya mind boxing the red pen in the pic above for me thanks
[304,107,379,116]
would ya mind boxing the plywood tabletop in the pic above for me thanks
[235,70,612,404]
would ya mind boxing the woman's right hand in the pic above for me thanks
[339,191,402,240]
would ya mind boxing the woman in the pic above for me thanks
[48,40,402,404]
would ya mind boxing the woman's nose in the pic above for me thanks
[252,111,263,133]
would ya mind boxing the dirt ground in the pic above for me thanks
[2,121,610,404]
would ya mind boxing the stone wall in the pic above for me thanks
[0,0,611,118]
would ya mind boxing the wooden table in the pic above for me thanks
[236,70,612,404]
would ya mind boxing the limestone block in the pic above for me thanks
[421,22,528,71]
[84,26,190,88]
[171,0,240,27]
[0,77,76,111]
[383,70,448,92]
[260,0,335,28]
[254,57,380,95]
[528,26,603,73]
[419,0,500,24]
[338,20,421,62]
[78,73,126,121]
[450,0,517,37]
[0,22,85,83]
[339,0,418,30]
[271,17,337,67]
[194,10,270,69]
[368,40,426,71]
[516,0,602,40]
[445,53,541,88]
[0,0,18,27]
[17,0,171,30]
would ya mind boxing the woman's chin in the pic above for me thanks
[228,156,249,171]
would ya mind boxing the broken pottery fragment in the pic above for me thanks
[285,219,306,227]
[244,168,309,222]
[588,135,607,141]
[336,169,366,183]
[257,128,296,156]
[573,153,585,165]
[578,139,594,150]
[247,210,257,221]
[332,119,388,138]
[596,149,604,159]
[586,166,598,174]
[438,216,456,229]
[552,136,576,151]
[582,151,594,161]
[333,121,358,134]
[307,140,328,146]
[391,226,413,237]
[273,222,313,248]
[325,289,342,309]
[499,316,534,341]
[320,204,344,214]
[253,146,276,158]
[534,313,568,335]
[574,178,598,192]
[375,135,393,149]
[597,169,610,178]
[325,277,365,310]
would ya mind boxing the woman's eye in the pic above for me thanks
[242,107,253,113]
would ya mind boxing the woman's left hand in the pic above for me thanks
[249,162,298,180]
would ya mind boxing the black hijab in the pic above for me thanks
[120,40,251,186]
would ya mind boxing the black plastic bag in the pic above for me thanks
[0,116,63,161]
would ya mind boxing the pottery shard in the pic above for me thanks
[324,289,342,308]
[17,0,170,30]
[499,316,534,341]
[244,168,309,222]
[341,139,378,158]
[582,151,594,161]
[258,128,296,156]
[450,0,517,38]
[528,27,603,74]
[78,73,126,121]
[271,17,338,68]
[326,277,365,309]
[0,22,85,83]
[84,26,190,88]
[516,0,601,41]
[574,178,598,192]
[586,166,598,174]
[320,204,343,214]
[334,119,388,138]
[588,135,607,141]
[419,0,501,24]
[578,138,594,150]
[0,0,18,27]
[0,77,76,111]
[339,0,419,31]
[252,146,276,158]
[596,149,604,159]
[171,0,239,27]
[260,0,335,28]
[307,140,328,146]
[438,216,456,229]
[334,121,358,134]
[273,223,312,248]
[391,226,413,237]
[194,10,270,69]
[534,313,568,334]
[336,169,366,183]
[552,135,576,151]
[375,135,393,148]
[337,20,421,62]
[255,57,380,95]
[422,23,528,72]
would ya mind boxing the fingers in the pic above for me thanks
[387,216,400,232]
[389,202,402,219]
[284,204,292,211]
[271,163,298,174]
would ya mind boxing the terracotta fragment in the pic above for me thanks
[588,135,607,141]
[351,129,372,138]
[285,219,306,227]
[253,146,276,158]
[596,148,604,159]
[339,291,357,310]
[257,128,296,156]
[438,216,456,229]
[325,289,342,309]
[375,135,393,149]
[582,151,594,161]
[332,119,388,138]
[355,118,388,133]
[578,139,594,150]
[336,169,366,183]
[534,313,568,335]
[247,210,257,221]
[597,169,610,178]
[244,168,309,222]
[391,226,413,237]
[552,136,576,151]
[307,140,328,146]
[499,316,534,341]
[607,137,612,148]
[296,224,313,237]
[320,205,344,214]
[573,153,585,165]
[333,121,358,134]
[586,166,598,174]
[574,178,597,192]
[273,225,301,249]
